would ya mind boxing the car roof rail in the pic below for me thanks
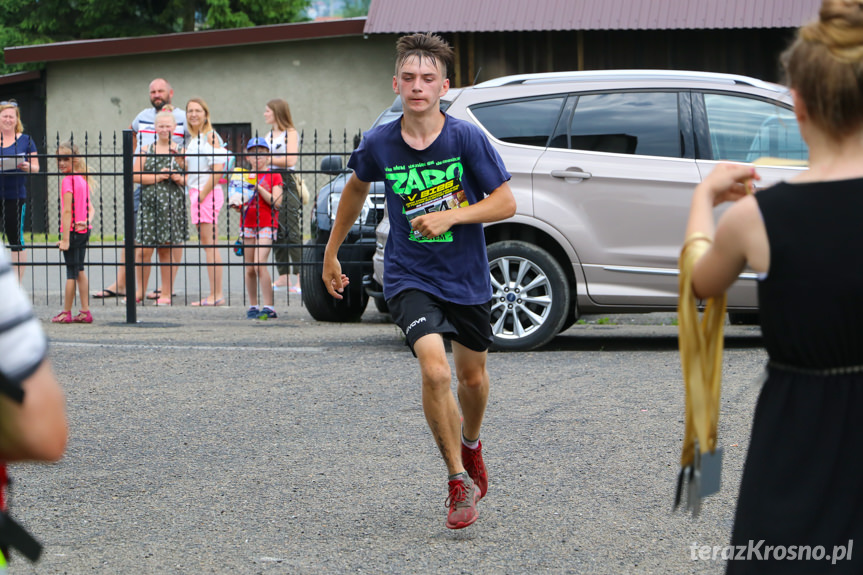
[473,69,784,92]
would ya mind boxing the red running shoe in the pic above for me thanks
[462,441,488,499]
[445,475,480,529]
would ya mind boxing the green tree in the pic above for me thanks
[338,0,371,18]
[0,0,310,74]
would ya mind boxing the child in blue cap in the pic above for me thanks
[236,138,283,319]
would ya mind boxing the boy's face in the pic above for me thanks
[393,55,449,116]
[248,147,270,169]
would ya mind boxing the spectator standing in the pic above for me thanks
[322,33,515,530]
[236,138,283,319]
[94,79,186,300]
[131,111,187,305]
[52,142,96,324]
[185,97,226,306]
[264,99,302,294]
[0,100,39,282]
[683,1,863,572]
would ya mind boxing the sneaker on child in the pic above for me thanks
[258,308,278,320]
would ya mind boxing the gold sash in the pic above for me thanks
[676,233,726,513]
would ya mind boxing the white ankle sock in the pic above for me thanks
[462,435,479,450]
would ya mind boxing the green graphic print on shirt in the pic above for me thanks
[384,156,470,243]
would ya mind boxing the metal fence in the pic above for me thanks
[8,129,364,321]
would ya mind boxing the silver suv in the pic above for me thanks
[372,70,807,350]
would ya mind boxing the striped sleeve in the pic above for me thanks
[0,243,47,402]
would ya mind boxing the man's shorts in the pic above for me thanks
[388,289,493,356]
[189,186,224,226]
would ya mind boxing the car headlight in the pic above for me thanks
[328,191,372,226]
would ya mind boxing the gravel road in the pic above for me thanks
[8,301,766,574]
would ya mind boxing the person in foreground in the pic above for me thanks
[684,1,863,572]
[0,239,68,566]
[323,33,516,530]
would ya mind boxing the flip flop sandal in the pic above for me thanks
[93,289,118,298]
[192,298,224,307]
[146,290,177,300]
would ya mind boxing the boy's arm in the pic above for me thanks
[0,246,67,462]
[322,174,371,299]
[0,360,68,462]
[409,181,516,240]
[255,175,282,207]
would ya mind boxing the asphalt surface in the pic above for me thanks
[8,295,767,574]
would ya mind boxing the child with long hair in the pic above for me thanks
[52,142,95,323]
[185,97,226,306]
[264,98,302,293]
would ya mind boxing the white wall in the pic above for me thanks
[45,35,398,147]
[42,34,400,236]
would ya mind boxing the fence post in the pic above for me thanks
[122,130,136,324]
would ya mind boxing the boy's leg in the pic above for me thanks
[414,333,464,476]
[243,239,259,307]
[452,342,489,442]
[453,341,490,498]
[256,241,273,306]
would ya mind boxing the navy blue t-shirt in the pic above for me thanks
[0,134,37,200]
[348,113,511,305]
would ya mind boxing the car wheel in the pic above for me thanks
[729,312,759,325]
[301,241,369,322]
[373,296,389,314]
[487,241,571,351]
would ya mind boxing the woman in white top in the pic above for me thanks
[264,99,302,294]
[185,97,226,306]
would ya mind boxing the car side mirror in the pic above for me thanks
[320,155,344,175]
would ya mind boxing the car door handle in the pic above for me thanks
[551,169,592,180]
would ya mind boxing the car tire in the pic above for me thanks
[729,312,759,325]
[487,241,571,351]
[301,241,369,322]
[373,296,389,314]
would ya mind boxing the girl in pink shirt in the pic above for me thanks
[52,142,96,323]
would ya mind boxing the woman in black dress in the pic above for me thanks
[684,1,863,573]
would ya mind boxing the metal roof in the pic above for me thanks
[364,0,822,33]
[5,18,366,65]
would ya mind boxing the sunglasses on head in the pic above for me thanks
[0,101,18,107]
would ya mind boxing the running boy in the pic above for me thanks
[323,33,516,530]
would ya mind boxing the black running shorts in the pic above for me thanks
[387,289,493,356]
